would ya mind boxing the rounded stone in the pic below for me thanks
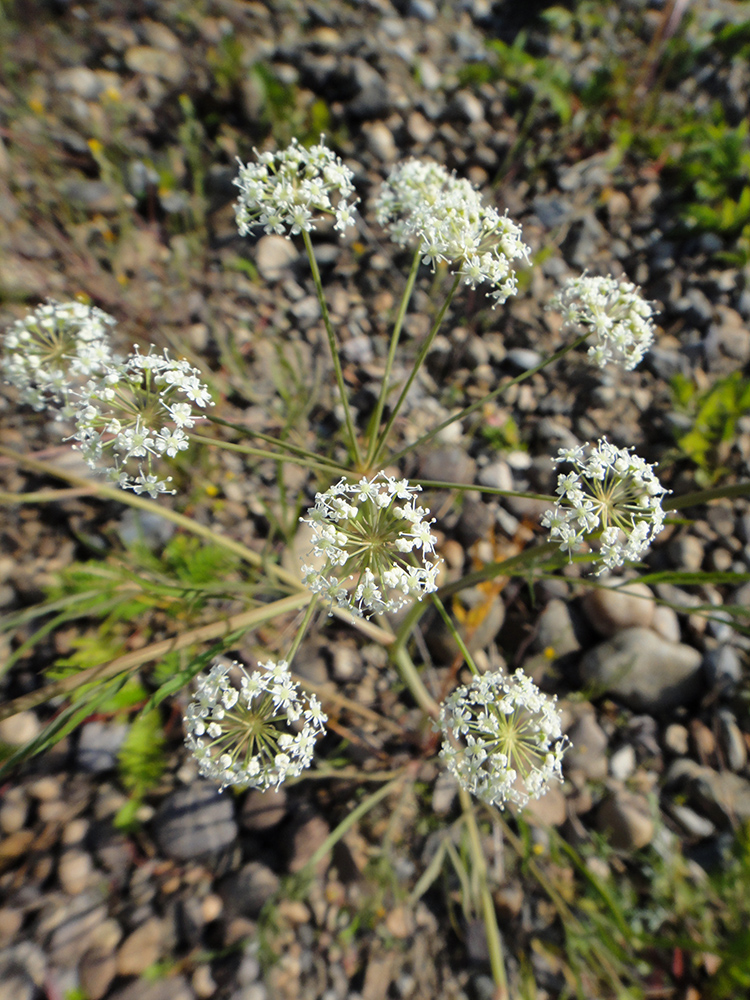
[564,710,608,781]
[581,579,655,636]
[239,788,288,832]
[597,791,654,850]
[580,628,703,712]
[58,850,93,895]
[154,783,237,861]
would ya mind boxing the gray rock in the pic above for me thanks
[222,861,280,919]
[45,893,109,967]
[597,791,654,850]
[665,802,716,839]
[532,599,581,657]
[668,534,705,572]
[124,46,188,84]
[108,976,195,1000]
[580,628,703,712]
[663,723,689,756]
[77,722,129,773]
[477,460,513,492]
[506,348,542,371]
[0,710,40,746]
[419,446,476,485]
[609,744,636,781]
[432,770,459,816]
[407,0,437,19]
[154,784,237,860]
[55,67,120,100]
[581,579,655,636]
[363,121,397,162]
[704,645,743,694]
[239,788,288,832]
[716,709,747,772]
[255,235,298,282]
[59,179,119,213]
[651,605,681,643]
[667,762,750,827]
[564,710,608,781]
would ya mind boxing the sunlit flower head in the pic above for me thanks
[300,472,441,618]
[374,159,530,306]
[184,658,327,791]
[70,345,213,497]
[1,300,117,412]
[234,135,358,240]
[549,273,656,370]
[542,438,668,573]
[438,669,568,809]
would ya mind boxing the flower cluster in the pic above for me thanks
[300,472,441,618]
[542,438,668,572]
[70,346,213,497]
[375,159,530,306]
[234,136,358,239]
[438,670,568,809]
[184,658,327,791]
[549,274,656,370]
[2,300,117,411]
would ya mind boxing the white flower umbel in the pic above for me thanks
[549,274,656,370]
[70,346,213,497]
[374,159,530,306]
[542,438,668,573]
[234,135,358,239]
[184,658,327,791]
[438,669,568,809]
[300,472,441,618]
[2,300,117,411]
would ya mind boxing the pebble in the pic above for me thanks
[108,975,196,1000]
[432,770,459,816]
[716,709,747,772]
[609,744,636,781]
[596,791,654,850]
[0,788,28,834]
[117,917,165,976]
[704,645,742,694]
[663,723,690,756]
[581,579,655,636]
[288,814,331,874]
[239,787,288,832]
[0,710,41,745]
[363,121,398,162]
[79,947,118,1000]
[77,721,129,773]
[564,710,608,781]
[58,850,93,895]
[668,535,705,572]
[124,45,188,83]
[665,802,716,839]
[47,893,109,967]
[580,628,703,712]
[222,862,280,919]
[154,784,238,860]
[532,598,582,657]
[651,605,681,643]
[255,236,298,282]
[665,760,750,826]
[0,908,23,945]
[523,785,566,827]
[331,643,364,682]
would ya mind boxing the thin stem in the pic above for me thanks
[206,415,348,472]
[301,229,363,468]
[0,592,313,723]
[413,479,555,503]
[459,787,509,999]
[364,248,422,469]
[285,594,320,665]
[371,272,462,468]
[391,645,439,719]
[298,772,407,876]
[664,481,750,510]
[430,592,480,678]
[385,333,590,468]
[0,443,301,585]
[188,432,346,476]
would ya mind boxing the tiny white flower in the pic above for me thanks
[542,437,668,573]
[438,670,569,809]
[549,273,657,370]
[299,473,442,618]
[183,658,327,792]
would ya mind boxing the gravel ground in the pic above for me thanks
[2,2,750,999]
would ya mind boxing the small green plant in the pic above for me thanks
[670,371,750,484]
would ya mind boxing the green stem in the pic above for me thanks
[391,645,439,719]
[459,787,509,998]
[371,272,462,469]
[413,480,555,503]
[188,432,346,476]
[385,333,589,468]
[0,444,300,588]
[364,248,422,469]
[298,772,407,876]
[301,229,363,469]
[206,415,347,472]
[664,481,750,510]
[430,592,480,678]
[285,594,320,665]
